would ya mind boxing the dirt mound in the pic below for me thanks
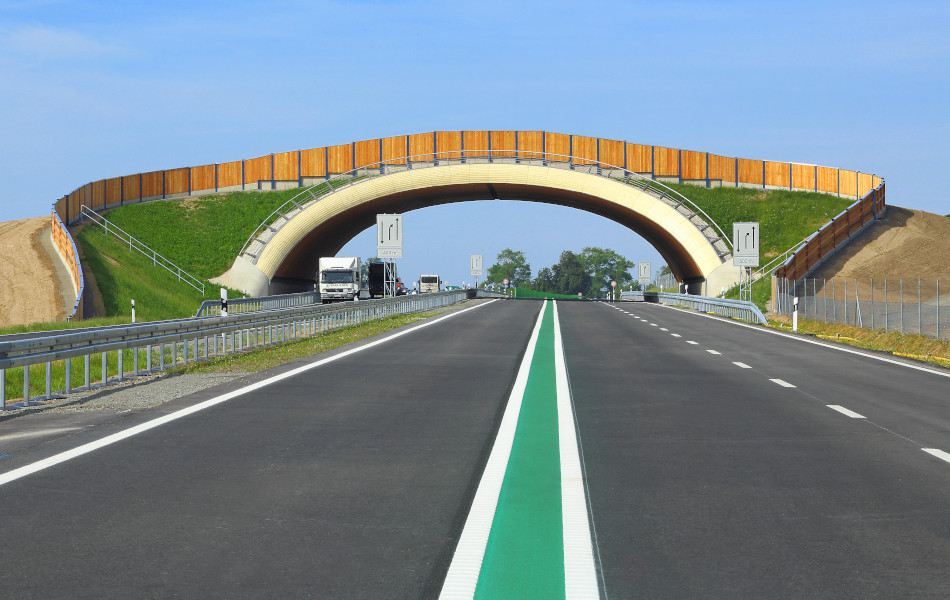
[0,217,73,327]
[808,207,950,281]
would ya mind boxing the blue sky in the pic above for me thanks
[2,0,947,286]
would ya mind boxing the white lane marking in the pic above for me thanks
[0,301,498,488]
[553,302,600,598]
[771,378,796,388]
[733,362,752,369]
[922,448,950,464]
[660,328,668,332]
[686,341,698,345]
[706,350,721,355]
[439,301,547,600]
[650,323,658,327]
[653,303,950,379]
[671,334,682,338]
[0,427,82,442]
[827,405,866,419]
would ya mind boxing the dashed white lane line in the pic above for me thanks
[706,350,721,355]
[771,378,796,388]
[827,405,866,419]
[671,334,681,338]
[733,362,751,369]
[660,328,668,332]
[686,341,698,345]
[650,323,658,327]
[923,448,950,464]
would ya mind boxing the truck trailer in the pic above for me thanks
[318,257,360,302]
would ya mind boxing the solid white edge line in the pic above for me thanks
[922,448,950,464]
[770,378,796,388]
[438,300,548,600]
[552,301,600,599]
[826,405,866,419]
[652,302,950,379]
[0,300,498,488]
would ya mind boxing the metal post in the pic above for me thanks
[101,351,108,385]
[938,280,941,340]
[65,357,71,392]
[118,350,124,382]
[1,369,5,408]
[918,278,922,335]
[46,362,52,400]
[84,354,91,389]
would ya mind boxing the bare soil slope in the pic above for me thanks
[0,217,72,327]
[808,207,950,281]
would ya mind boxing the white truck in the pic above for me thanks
[318,257,361,302]
[418,274,441,293]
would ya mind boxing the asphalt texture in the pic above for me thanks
[0,299,949,598]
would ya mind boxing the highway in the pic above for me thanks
[0,299,948,598]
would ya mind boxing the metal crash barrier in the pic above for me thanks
[619,290,767,325]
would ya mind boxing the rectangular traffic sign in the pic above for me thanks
[470,254,483,276]
[732,222,759,267]
[377,214,403,258]
[638,261,651,285]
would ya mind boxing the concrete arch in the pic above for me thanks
[216,162,741,296]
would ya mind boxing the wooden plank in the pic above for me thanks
[91,179,106,209]
[381,136,407,165]
[626,143,652,173]
[517,131,544,160]
[598,138,624,169]
[571,135,598,165]
[791,164,815,191]
[326,144,352,174]
[544,132,570,161]
[191,165,215,191]
[653,146,679,177]
[490,130,517,158]
[122,174,140,201]
[244,155,272,184]
[436,131,462,160]
[105,177,122,205]
[816,166,838,194]
[839,169,858,197]
[165,167,189,195]
[737,158,764,186]
[463,130,490,157]
[857,172,873,198]
[353,140,380,170]
[764,161,789,188]
[681,150,706,180]
[708,154,736,183]
[217,160,242,188]
[274,151,299,180]
[408,132,434,161]
[300,147,327,176]
[142,171,163,198]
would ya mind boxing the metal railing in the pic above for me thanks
[79,205,206,295]
[0,290,492,409]
[620,290,767,325]
[195,290,320,317]
[239,151,733,264]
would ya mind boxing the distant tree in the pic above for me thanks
[487,248,531,286]
[552,251,591,295]
[532,267,555,292]
[579,247,635,297]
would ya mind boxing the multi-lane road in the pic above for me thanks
[0,299,948,598]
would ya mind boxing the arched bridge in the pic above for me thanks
[216,151,737,297]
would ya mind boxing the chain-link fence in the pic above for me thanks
[774,278,948,340]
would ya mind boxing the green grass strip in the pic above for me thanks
[475,301,565,598]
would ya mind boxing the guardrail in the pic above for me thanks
[0,290,493,409]
[195,290,320,317]
[620,290,767,324]
[79,205,206,295]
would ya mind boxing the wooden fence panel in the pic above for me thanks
[571,135,598,165]
[191,165,215,191]
[681,150,706,180]
[858,173,873,198]
[380,136,407,165]
[598,138,624,168]
[91,180,106,209]
[708,154,736,183]
[626,143,652,173]
[653,146,678,177]
[69,190,80,221]
[353,140,380,170]
[517,130,544,160]
[106,177,122,205]
[408,133,434,161]
[326,144,352,174]
[122,174,140,201]
[437,131,462,159]
[490,130,517,157]
[463,131,489,157]
[142,171,164,198]
[165,168,189,195]
[764,161,790,188]
[217,161,242,188]
[300,147,326,177]
[274,151,299,180]
[737,158,764,186]
[244,155,272,184]
[791,164,815,191]
[839,169,858,197]
[544,132,570,161]
[816,166,838,194]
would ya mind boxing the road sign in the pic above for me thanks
[503,278,509,287]
[610,281,617,288]
[732,222,760,267]
[470,254,483,276]
[638,262,651,285]
[377,214,403,258]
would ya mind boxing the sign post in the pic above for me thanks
[470,254,483,289]
[638,262,652,289]
[610,280,617,301]
[377,214,403,297]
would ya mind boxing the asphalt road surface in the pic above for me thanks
[0,299,948,599]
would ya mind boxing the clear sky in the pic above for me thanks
[2,0,947,287]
